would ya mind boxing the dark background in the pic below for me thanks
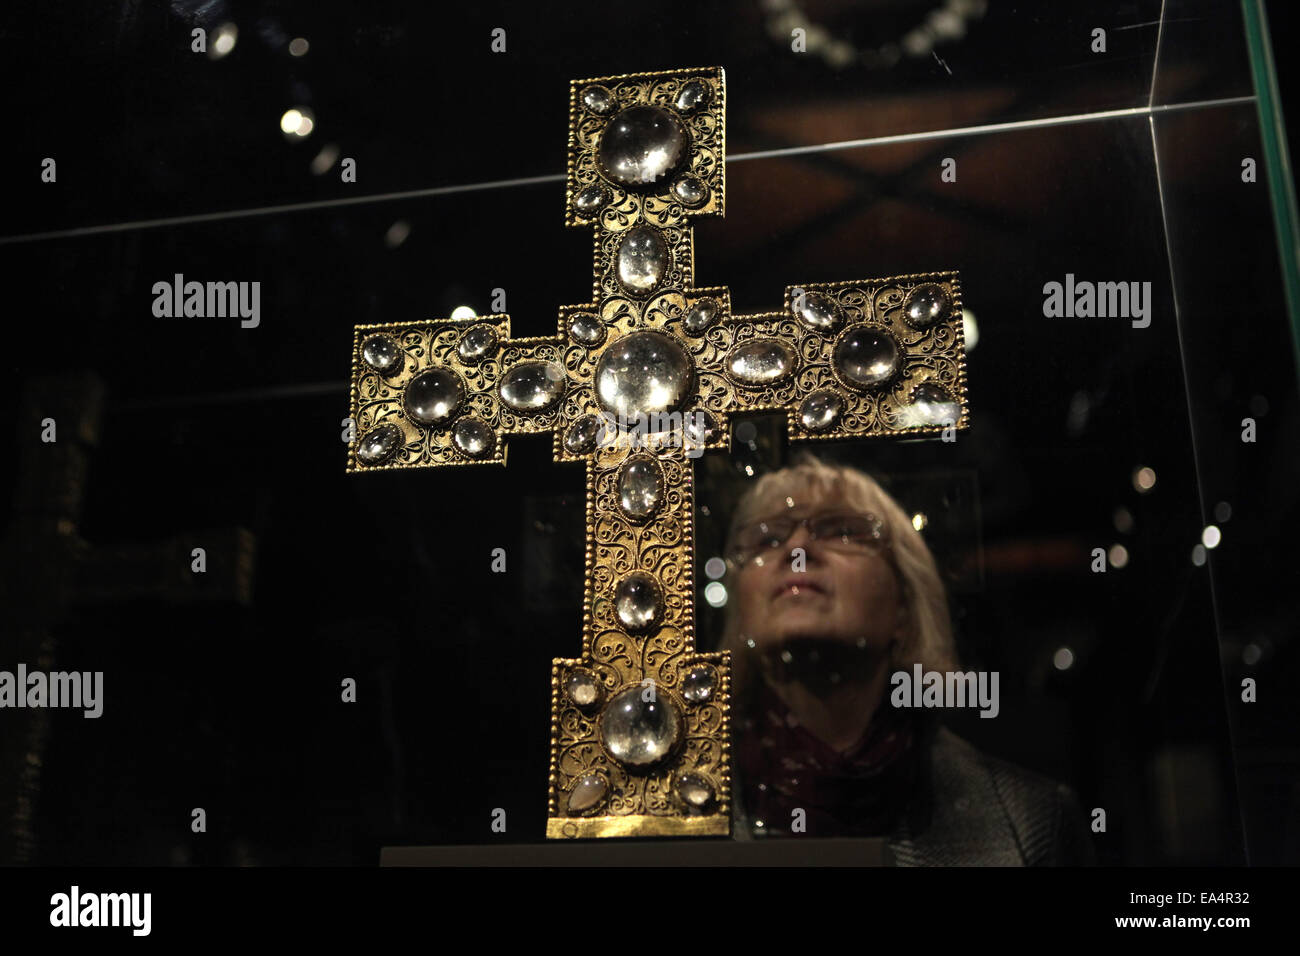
[0,0,1296,865]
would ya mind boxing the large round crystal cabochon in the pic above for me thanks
[598,684,683,769]
[594,331,694,421]
[597,106,689,189]
[403,368,463,425]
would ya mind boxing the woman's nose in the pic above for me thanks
[784,522,818,559]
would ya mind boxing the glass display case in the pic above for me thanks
[1,0,1295,868]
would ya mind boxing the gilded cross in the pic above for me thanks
[345,66,969,839]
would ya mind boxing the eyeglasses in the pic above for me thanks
[728,511,888,567]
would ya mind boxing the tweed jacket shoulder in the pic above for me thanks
[733,724,1094,866]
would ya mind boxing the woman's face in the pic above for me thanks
[731,490,903,656]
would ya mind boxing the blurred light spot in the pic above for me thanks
[310,143,339,176]
[735,421,757,443]
[288,37,310,56]
[912,512,928,531]
[1242,643,1262,666]
[1133,466,1156,492]
[1066,391,1090,436]
[1108,544,1129,569]
[209,22,238,59]
[704,556,726,580]
[780,649,793,664]
[704,582,727,608]
[384,221,411,248]
[1191,544,1207,566]
[1201,525,1221,549]
[962,309,978,352]
[785,496,795,509]
[450,306,477,320]
[744,464,754,477]
[280,107,315,138]
[1053,647,1075,671]
[745,638,756,649]
[1113,506,1134,533]
[1249,394,1269,417]
[1214,501,1232,523]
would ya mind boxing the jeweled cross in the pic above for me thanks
[345,66,969,839]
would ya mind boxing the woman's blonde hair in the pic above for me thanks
[720,450,957,677]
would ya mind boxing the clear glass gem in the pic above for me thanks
[594,331,694,419]
[834,327,901,389]
[361,334,403,375]
[582,86,614,114]
[568,312,605,347]
[615,571,662,632]
[675,80,710,113]
[683,297,721,335]
[499,361,566,413]
[726,339,796,386]
[452,417,493,457]
[574,184,608,216]
[794,291,842,331]
[618,455,662,520]
[357,423,402,465]
[673,176,708,207]
[403,368,463,426]
[909,383,960,425]
[457,324,497,363]
[567,773,608,814]
[616,225,670,295]
[565,667,602,709]
[564,414,604,454]
[599,683,682,768]
[681,664,716,703]
[598,106,688,189]
[799,389,845,431]
[673,771,716,811]
[904,283,950,329]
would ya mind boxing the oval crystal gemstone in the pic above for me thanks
[909,382,960,425]
[568,312,605,347]
[615,571,663,632]
[567,773,609,814]
[499,361,566,413]
[564,414,604,454]
[356,423,402,465]
[674,80,710,113]
[574,184,608,216]
[834,326,901,389]
[599,683,682,768]
[597,106,688,189]
[581,85,614,115]
[673,771,716,811]
[616,226,669,295]
[673,176,707,207]
[361,334,403,375]
[457,324,497,363]
[681,664,716,703]
[794,291,842,331]
[726,339,796,386]
[403,368,463,426]
[565,667,602,709]
[594,330,694,419]
[904,283,950,330]
[452,417,493,457]
[618,455,662,520]
[799,389,845,432]
[682,297,720,335]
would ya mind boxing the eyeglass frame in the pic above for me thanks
[725,509,892,569]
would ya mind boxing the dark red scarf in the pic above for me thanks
[737,677,920,837]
